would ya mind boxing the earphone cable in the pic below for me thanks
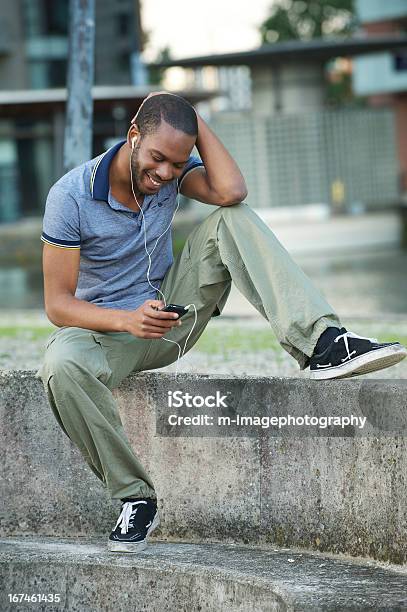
[129,143,197,377]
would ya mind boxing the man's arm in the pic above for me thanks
[180,114,248,206]
[43,244,128,331]
[43,244,181,337]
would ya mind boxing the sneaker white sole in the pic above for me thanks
[310,344,407,380]
[107,511,160,553]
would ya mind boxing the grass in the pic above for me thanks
[0,326,54,340]
[378,334,407,347]
[1,323,405,357]
[0,324,280,353]
[194,328,407,356]
[172,236,186,256]
[194,326,281,354]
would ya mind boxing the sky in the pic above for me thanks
[141,0,275,61]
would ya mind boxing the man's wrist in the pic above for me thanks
[116,310,131,333]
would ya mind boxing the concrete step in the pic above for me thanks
[1,537,407,611]
[1,371,407,564]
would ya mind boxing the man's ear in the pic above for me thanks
[128,123,141,148]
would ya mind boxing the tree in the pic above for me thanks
[260,0,356,44]
[148,46,172,86]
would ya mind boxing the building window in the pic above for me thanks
[22,0,68,37]
[117,13,129,36]
[43,0,69,36]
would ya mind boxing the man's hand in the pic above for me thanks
[121,300,182,339]
[180,115,248,207]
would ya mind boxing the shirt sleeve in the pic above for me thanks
[40,183,81,249]
[177,154,204,189]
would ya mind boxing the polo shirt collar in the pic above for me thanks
[90,139,126,202]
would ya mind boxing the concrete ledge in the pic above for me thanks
[1,537,407,611]
[255,210,401,256]
[1,371,407,563]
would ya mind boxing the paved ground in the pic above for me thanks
[2,537,407,610]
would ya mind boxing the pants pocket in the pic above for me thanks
[45,326,66,349]
[89,333,113,386]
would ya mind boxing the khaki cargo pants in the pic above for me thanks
[36,203,340,500]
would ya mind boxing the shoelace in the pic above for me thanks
[114,500,147,535]
[334,331,378,363]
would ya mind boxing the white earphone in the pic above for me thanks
[128,120,197,377]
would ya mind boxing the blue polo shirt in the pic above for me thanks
[41,140,203,310]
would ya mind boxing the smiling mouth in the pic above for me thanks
[146,172,162,188]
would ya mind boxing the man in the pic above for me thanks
[37,93,406,554]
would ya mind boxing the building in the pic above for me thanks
[0,0,141,223]
[0,0,215,223]
[353,0,407,192]
[155,37,407,116]
[0,0,142,90]
[153,36,407,212]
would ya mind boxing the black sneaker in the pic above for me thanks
[108,498,160,553]
[310,328,407,380]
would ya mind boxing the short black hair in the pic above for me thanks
[134,94,198,138]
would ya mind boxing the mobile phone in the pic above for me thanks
[159,304,189,318]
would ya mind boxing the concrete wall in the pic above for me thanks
[353,53,407,97]
[251,64,326,116]
[0,2,28,89]
[356,0,407,23]
[1,371,407,563]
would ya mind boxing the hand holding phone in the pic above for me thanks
[159,303,189,318]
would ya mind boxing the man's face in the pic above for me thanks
[130,119,196,195]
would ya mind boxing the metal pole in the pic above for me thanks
[64,0,95,172]
[130,0,148,86]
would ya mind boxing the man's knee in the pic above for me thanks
[198,202,249,237]
[41,345,82,382]
[212,201,247,216]
[42,328,111,380]
[42,331,94,376]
